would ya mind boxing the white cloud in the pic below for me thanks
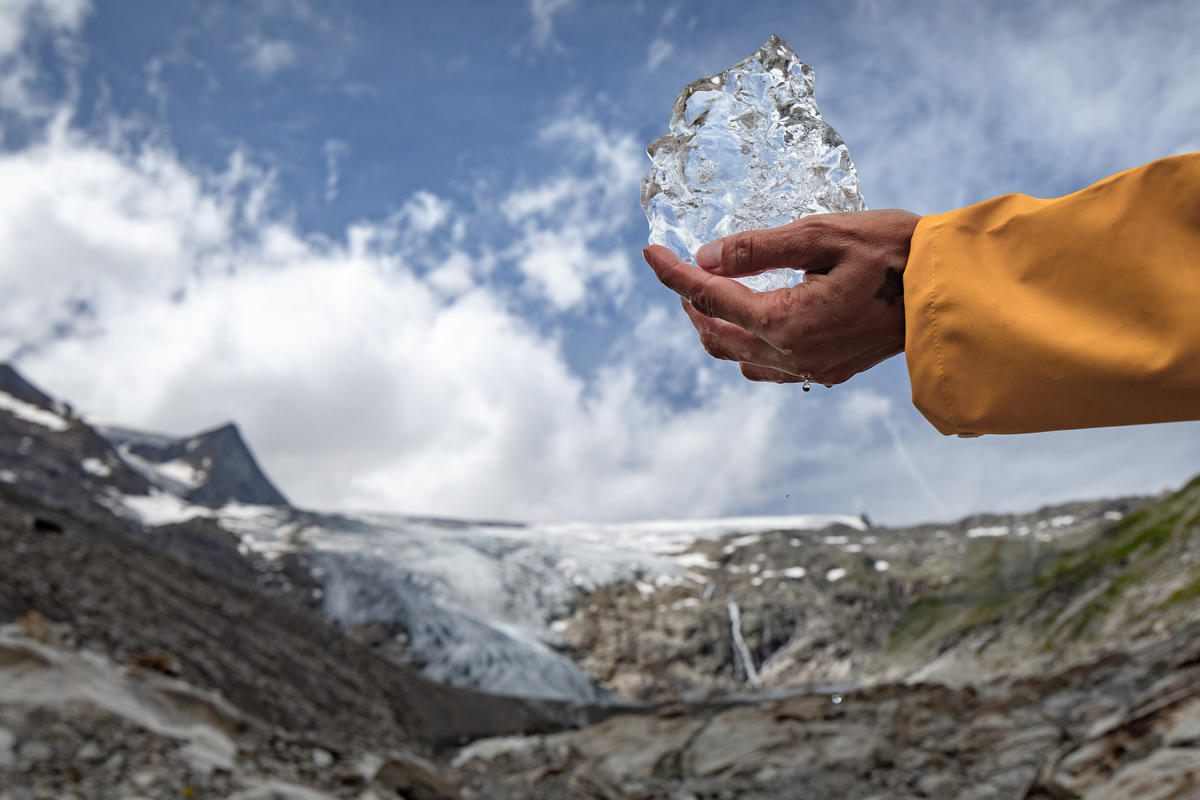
[401,189,451,234]
[0,0,89,118]
[512,227,630,312]
[0,105,813,522]
[322,139,348,202]
[528,0,574,51]
[0,0,88,59]
[501,113,643,311]
[646,37,673,71]
[838,2,1200,212]
[244,35,297,78]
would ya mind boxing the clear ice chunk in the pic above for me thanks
[641,35,867,292]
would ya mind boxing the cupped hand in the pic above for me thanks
[642,209,921,386]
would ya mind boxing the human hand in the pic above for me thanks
[642,210,921,387]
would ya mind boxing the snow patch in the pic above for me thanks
[967,525,1009,539]
[1103,510,1124,521]
[673,552,719,570]
[122,491,212,527]
[0,391,69,431]
[80,458,112,477]
[1051,515,1077,528]
[0,470,15,484]
[825,568,847,582]
[874,560,890,572]
[155,459,206,488]
[781,566,807,579]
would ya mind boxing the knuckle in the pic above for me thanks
[689,285,720,320]
[786,214,842,254]
[732,231,758,273]
[762,295,790,331]
[750,306,773,334]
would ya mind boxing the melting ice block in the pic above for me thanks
[641,35,866,291]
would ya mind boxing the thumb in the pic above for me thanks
[695,217,841,277]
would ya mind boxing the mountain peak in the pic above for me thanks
[100,421,289,508]
[0,363,55,410]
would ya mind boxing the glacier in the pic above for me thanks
[216,505,864,702]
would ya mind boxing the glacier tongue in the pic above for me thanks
[641,34,867,291]
[220,506,863,702]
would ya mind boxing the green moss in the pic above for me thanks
[890,483,1199,659]
[1158,575,1200,610]
[887,592,1017,653]
[886,596,953,650]
[1034,511,1178,594]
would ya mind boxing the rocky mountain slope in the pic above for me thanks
[553,494,1168,701]
[2,361,1199,798]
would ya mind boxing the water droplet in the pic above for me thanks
[831,694,842,704]
[802,380,811,392]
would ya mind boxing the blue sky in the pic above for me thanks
[1,0,1198,523]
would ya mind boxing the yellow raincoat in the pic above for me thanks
[904,153,1200,436]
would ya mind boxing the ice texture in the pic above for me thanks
[641,35,866,291]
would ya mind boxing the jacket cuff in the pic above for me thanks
[904,212,965,436]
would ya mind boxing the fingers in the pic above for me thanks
[680,300,792,371]
[644,245,776,338]
[740,363,803,384]
[694,216,843,277]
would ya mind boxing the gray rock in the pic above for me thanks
[1086,748,1200,800]
[0,726,14,769]
[75,741,103,762]
[16,739,51,765]
[372,752,462,800]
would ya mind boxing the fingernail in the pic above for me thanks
[641,246,652,264]
[696,241,722,269]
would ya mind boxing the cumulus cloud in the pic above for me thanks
[244,35,297,78]
[502,114,643,312]
[4,126,802,520]
[0,0,89,119]
[0,67,809,522]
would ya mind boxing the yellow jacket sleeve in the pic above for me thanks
[904,153,1200,436]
